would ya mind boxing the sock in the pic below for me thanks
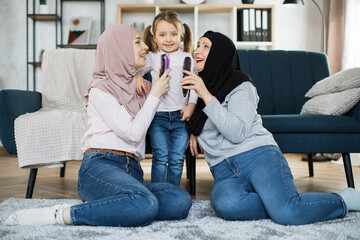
[340,188,360,211]
[4,204,72,226]
[62,206,72,225]
[54,204,72,225]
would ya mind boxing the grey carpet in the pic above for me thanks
[1,198,359,240]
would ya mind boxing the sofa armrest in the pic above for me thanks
[0,90,42,154]
[345,101,360,121]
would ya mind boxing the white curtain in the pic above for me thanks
[342,0,360,69]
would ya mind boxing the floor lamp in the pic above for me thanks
[283,0,326,53]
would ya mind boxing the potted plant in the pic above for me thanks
[38,0,49,14]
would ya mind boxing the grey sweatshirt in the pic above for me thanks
[198,82,278,167]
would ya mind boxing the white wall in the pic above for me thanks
[0,0,324,91]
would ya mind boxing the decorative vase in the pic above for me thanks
[242,0,254,4]
[38,4,49,14]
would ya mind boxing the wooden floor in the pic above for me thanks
[0,147,359,203]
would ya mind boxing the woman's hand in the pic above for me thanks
[180,103,196,121]
[135,72,148,95]
[180,70,214,105]
[188,134,203,157]
[150,68,171,98]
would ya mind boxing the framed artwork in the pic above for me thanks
[68,17,92,45]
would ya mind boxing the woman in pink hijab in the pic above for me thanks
[5,25,192,227]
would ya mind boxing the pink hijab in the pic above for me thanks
[85,24,151,117]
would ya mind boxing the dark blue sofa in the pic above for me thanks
[1,50,359,196]
[186,50,360,195]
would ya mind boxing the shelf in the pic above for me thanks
[28,14,61,21]
[28,62,42,67]
[197,4,255,13]
[118,4,194,11]
[62,0,102,1]
[117,3,267,11]
[235,41,272,49]
[117,4,274,50]
[58,44,97,49]
[236,41,272,46]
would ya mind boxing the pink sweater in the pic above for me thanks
[81,88,160,160]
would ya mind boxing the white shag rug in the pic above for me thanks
[1,198,360,240]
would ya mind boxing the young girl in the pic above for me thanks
[136,10,197,186]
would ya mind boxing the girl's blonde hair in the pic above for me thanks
[143,10,193,54]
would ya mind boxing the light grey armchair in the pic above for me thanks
[14,49,96,198]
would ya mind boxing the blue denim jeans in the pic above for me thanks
[210,145,346,225]
[149,111,189,186]
[70,150,192,227]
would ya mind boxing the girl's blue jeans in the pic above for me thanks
[70,150,192,227]
[148,111,189,186]
[210,145,346,225]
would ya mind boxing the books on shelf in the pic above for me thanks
[237,8,271,42]
[238,9,249,41]
[255,9,262,41]
[262,9,270,42]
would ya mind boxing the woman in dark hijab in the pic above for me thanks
[181,31,359,225]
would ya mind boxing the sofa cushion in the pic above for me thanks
[305,67,360,98]
[301,88,360,115]
[273,133,360,153]
[262,114,360,134]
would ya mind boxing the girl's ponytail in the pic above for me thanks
[143,25,158,53]
[183,23,193,54]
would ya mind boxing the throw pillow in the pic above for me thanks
[301,88,360,115]
[305,67,360,98]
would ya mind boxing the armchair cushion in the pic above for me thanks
[15,110,87,168]
[14,49,96,168]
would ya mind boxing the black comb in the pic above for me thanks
[182,56,191,97]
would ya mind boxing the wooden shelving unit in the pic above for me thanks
[117,4,274,50]
[57,44,97,49]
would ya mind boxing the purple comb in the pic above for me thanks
[160,54,170,76]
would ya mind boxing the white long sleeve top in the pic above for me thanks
[80,88,160,161]
[139,49,198,112]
